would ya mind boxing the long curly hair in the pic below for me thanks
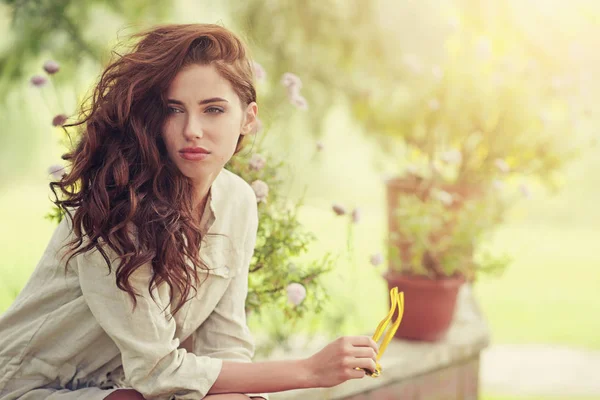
[50,24,257,315]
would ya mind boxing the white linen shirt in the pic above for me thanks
[0,169,268,400]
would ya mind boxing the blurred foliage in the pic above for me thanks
[354,10,581,189]
[359,4,591,279]
[227,0,398,142]
[0,0,169,98]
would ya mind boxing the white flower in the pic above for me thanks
[249,154,266,171]
[432,65,444,80]
[551,76,563,92]
[432,189,454,206]
[476,36,492,60]
[48,164,65,180]
[252,61,266,81]
[251,180,269,203]
[494,159,510,173]
[405,164,419,175]
[539,111,551,127]
[43,60,60,75]
[402,54,422,74]
[30,75,47,87]
[351,208,361,224]
[519,183,531,198]
[447,15,460,31]
[440,149,462,164]
[492,179,504,191]
[289,94,308,110]
[286,283,307,306]
[428,98,440,111]
[332,204,346,216]
[370,253,384,267]
[316,141,324,152]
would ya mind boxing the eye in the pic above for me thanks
[205,107,224,114]
[167,106,184,114]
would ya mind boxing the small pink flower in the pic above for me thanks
[249,154,266,171]
[494,159,510,173]
[253,118,263,134]
[289,94,308,110]
[30,75,47,87]
[332,204,346,216]
[43,60,60,74]
[48,164,65,180]
[52,114,68,127]
[251,180,269,203]
[252,61,266,81]
[370,253,384,266]
[351,208,361,224]
[519,183,531,198]
[316,141,324,152]
[286,282,307,306]
[281,72,302,91]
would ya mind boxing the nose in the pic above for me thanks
[183,113,204,140]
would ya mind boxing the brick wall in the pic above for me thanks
[342,356,480,400]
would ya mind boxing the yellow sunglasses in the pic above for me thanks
[357,287,405,378]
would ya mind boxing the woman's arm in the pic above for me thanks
[209,336,379,395]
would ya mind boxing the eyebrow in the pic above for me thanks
[167,97,229,105]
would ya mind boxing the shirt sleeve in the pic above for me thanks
[77,245,223,400]
[192,201,268,400]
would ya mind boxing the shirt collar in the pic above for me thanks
[202,169,225,234]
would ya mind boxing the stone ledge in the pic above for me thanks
[265,284,490,400]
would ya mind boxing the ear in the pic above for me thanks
[241,102,258,136]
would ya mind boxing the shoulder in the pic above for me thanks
[216,168,256,204]
[212,168,258,226]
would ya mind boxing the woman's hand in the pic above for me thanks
[304,336,379,388]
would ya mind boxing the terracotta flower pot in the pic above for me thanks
[385,271,463,341]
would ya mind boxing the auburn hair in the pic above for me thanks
[50,24,257,315]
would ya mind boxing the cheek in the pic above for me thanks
[161,122,178,152]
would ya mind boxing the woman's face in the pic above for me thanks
[161,63,257,185]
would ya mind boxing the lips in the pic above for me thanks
[180,147,210,154]
[179,147,210,161]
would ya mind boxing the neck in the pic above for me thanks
[192,171,218,218]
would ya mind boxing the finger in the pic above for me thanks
[347,367,366,380]
[347,336,379,354]
[350,346,378,360]
[352,357,377,374]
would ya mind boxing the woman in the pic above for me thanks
[0,24,379,400]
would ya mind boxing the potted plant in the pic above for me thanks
[385,170,511,341]
[363,29,579,341]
